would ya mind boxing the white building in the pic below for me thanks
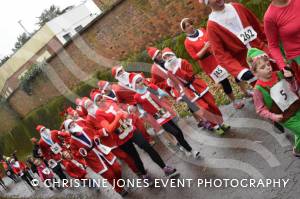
[47,0,101,44]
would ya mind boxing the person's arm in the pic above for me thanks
[185,40,207,60]
[264,18,286,69]
[97,112,123,134]
[253,89,283,122]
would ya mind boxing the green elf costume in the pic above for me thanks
[248,48,300,156]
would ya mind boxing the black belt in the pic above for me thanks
[199,52,212,60]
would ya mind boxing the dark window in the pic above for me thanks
[75,25,83,33]
[63,33,71,42]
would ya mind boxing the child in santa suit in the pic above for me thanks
[200,0,268,85]
[34,158,56,190]
[10,159,35,190]
[248,48,300,157]
[36,125,67,180]
[162,48,230,135]
[63,119,128,196]
[87,94,179,179]
[180,17,248,109]
[131,74,201,159]
[61,151,87,180]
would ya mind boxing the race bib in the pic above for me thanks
[118,119,133,140]
[48,159,58,169]
[237,26,257,45]
[42,168,51,175]
[50,143,62,154]
[270,79,299,112]
[210,65,229,83]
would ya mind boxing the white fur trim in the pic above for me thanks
[172,58,182,74]
[187,29,204,42]
[93,93,101,104]
[152,50,160,60]
[101,82,109,93]
[162,51,175,58]
[237,68,249,81]
[64,119,73,131]
[115,66,123,77]
[247,76,257,84]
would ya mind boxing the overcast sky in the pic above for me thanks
[0,0,86,58]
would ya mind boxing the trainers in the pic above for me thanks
[163,166,179,178]
[176,143,185,152]
[221,124,231,132]
[214,127,225,135]
[193,151,201,159]
[292,147,300,157]
[233,100,245,109]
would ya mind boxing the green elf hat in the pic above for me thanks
[247,48,268,69]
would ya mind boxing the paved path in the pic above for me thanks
[1,99,299,199]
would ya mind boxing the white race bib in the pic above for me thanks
[237,26,257,45]
[42,168,51,175]
[118,119,133,140]
[210,65,229,83]
[50,143,62,154]
[270,79,299,112]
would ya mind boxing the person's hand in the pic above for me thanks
[273,114,283,122]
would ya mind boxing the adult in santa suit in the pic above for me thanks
[162,48,230,135]
[87,91,146,178]
[63,119,127,196]
[131,74,201,158]
[87,93,179,179]
[180,17,247,109]
[36,125,67,180]
[201,0,267,85]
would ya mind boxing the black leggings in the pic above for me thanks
[162,120,192,152]
[219,78,233,95]
[21,171,34,189]
[52,163,67,180]
[120,130,166,175]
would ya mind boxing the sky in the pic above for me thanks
[0,0,86,59]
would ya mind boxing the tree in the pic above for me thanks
[36,5,63,27]
[12,33,31,52]
[0,56,10,67]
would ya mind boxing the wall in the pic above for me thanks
[7,0,209,117]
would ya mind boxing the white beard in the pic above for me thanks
[69,124,83,134]
[87,104,98,117]
[165,57,181,72]
[116,72,130,86]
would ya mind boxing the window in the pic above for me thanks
[63,33,71,42]
[75,25,83,33]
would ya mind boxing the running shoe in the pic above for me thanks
[233,100,245,109]
[163,166,179,178]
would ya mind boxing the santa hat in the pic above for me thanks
[129,73,144,90]
[247,48,268,68]
[111,66,123,78]
[180,18,190,31]
[98,80,109,93]
[162,48,175,60]
[36,125,46,133]
[63,119,73,131]
[147,47,160,60]
[90,89,102,103]
[199,0,209,5]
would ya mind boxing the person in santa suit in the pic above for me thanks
[181,17,250,109]
[147,47,171,93]
[61,150,87,180]
[36,125,67,180]
[87,92,148,179]
[162,48,230,135]
[63,119,128,196]
[200,0,266,85]
[10,158,35,190]
[87,93,179,179]
[131,74,201,158]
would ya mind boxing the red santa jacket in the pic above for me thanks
[38,130,63,161]
[11,161,27,175]
[151,63,171,92]
[112,83,137,105]
[61,159,87,179]
[70,127,116,174]
[184,28,219,76]
[207,3,268,78]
